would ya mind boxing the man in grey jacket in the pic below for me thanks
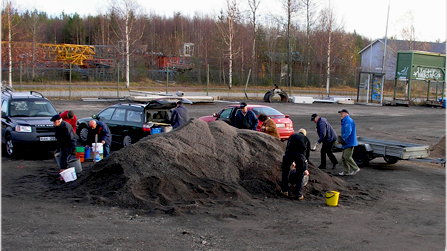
[311,113,338,169]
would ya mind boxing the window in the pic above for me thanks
[98,108,115,120]
[251,107,283,117]
[2,99,8,114]
[219,108,233,119]
[111,108,126,121]
[127,110,142,122]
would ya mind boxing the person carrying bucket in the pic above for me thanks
[86,120,112,158]
[51,114,77,181]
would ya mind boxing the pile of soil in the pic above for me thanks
[61,119,363,213]
[429,135,446,159]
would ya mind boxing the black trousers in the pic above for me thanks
[280,152,307,196]
[320,140,338,167]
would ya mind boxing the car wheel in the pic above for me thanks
[5,135,17,157]
[122,135,132,147]
[78,125,89,143]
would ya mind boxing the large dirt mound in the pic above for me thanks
[62,119,357,212]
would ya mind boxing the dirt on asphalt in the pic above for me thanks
[1,99,445,250]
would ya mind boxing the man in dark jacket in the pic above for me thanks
[171,100,189,129]
[311,113,338,169]
[233,102,258,130]
[51,114,77,173]
[280,128,310,200]
[87,120,112,157]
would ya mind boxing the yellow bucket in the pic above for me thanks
[326,191,340,206]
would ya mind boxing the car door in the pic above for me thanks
[124,108,145,144]
[108,108,126,143]
[1,98,10,142]
[216,107,235,125]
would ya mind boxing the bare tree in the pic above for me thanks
[398,11,417,49]
[317,0,343,96]
[300,0,318,86]
[2,0,21,87]
[280,0,300,95]
[109,0,145,88]
[216,0,241,89]
[23,9,46,79]
[248,0,260,84]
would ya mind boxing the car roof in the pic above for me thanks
[2,91,48,100]
[112,103,146,109]
[225,104,275,109]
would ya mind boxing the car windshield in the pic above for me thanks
[9,100,57,117]
[251,107,284,117]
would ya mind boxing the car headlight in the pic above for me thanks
[15,125,32,132]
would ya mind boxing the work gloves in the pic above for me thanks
[311,143,319,151]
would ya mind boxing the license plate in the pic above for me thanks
[276,124,285,128]
[40,136,56,141]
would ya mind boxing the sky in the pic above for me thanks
[16,0,447,43]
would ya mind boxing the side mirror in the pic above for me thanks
[213,113,219,118]
[92,114,98,119]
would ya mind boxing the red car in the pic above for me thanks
[199,104,294,140]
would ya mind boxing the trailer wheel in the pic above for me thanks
[383,156,399,164]
[353,147,369,167]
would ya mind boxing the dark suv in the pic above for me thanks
[76,99,176,147]
[1,89,58,157]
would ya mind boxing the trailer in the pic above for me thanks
[333,137,445,167]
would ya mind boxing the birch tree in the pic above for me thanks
[248,0,260,84]
[300,0,318,86]
[280,0,300,94]
[2,0,21,87]
[109,0,145,88]
[216,0,240,89]
[317,0,343,96]
[23,9,46,80]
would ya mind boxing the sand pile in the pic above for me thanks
[64,119,351,212]
[429,135,446,159]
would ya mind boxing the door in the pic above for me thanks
[216,107,235,125]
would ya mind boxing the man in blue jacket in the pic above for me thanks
[311,113,338,169]
[233,102,258,130]
[171,100,189,129]
[338,109,360,176]
[87,120,112,158]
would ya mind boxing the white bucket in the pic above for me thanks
[60,167,77,182]
[92,143,103,154]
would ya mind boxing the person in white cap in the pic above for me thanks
[279,128,310,200]
[338,109,360,176]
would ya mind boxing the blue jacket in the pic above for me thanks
[340,114,358,149]
[316,117,337,144]
[171,105,189,129]
[234,110,258,130]
[87,120,112,146]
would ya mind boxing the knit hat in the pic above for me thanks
[67,110,75,119]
